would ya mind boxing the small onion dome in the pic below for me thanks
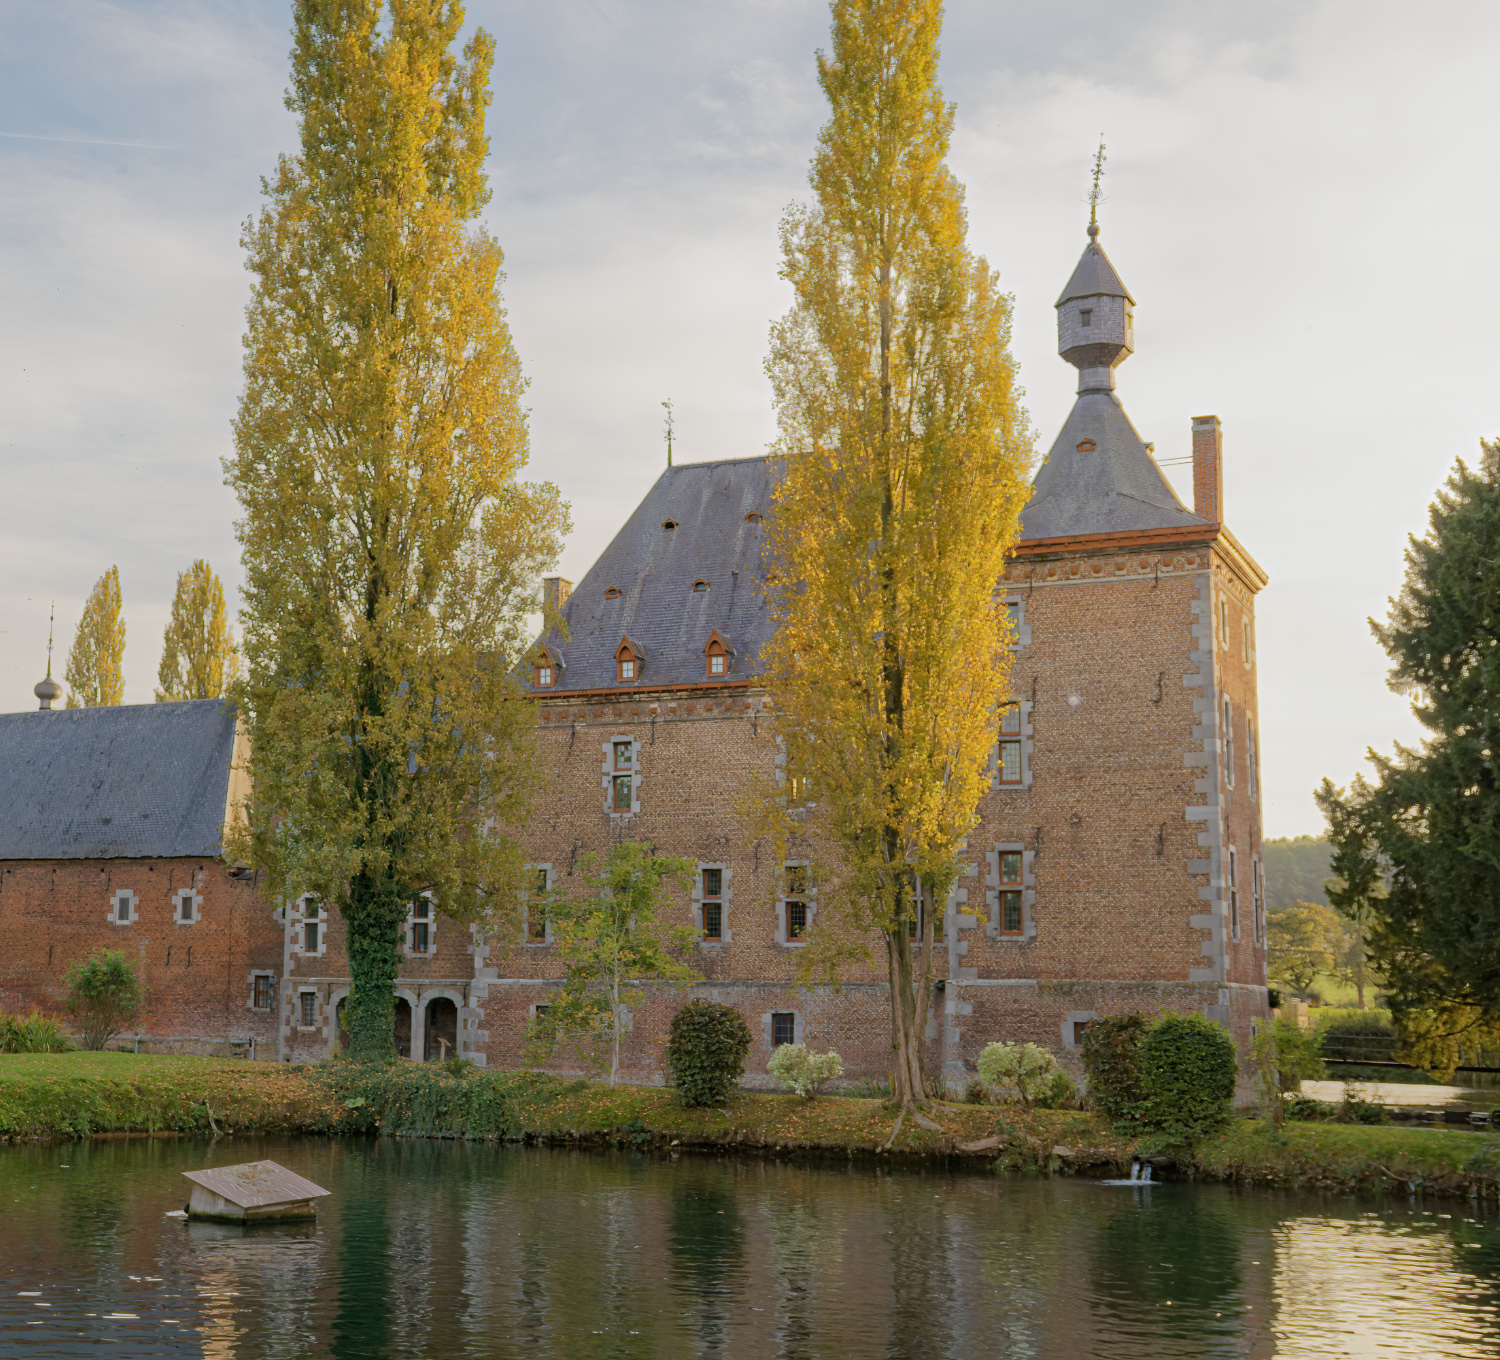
[35,674,62,710]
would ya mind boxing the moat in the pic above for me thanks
[2,1135,1497,1358]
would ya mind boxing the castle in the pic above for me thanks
[0,222,1268,1080]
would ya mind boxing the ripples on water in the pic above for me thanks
[1,1135,1497,1358]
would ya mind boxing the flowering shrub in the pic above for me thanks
[976,1041,1075,1108]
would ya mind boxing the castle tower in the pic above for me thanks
[1056,220,1135,394]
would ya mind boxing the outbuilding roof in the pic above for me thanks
[182,1161,330,1209]
[0,699,241,860]
[535,457,773,693]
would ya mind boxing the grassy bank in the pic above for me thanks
[4,1053,1500,1199]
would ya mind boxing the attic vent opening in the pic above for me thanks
[605,587,621,599]
[662,520,678,531]
[745,511,762,524]
[691,580,708,593]
[1076,439,1097,453]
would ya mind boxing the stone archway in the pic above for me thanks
[393,996,413,1058]
[424,996,458,1062]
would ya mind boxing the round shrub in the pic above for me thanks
[767,1043,843,1098]
[1136,1013,1239,1144]
[666,1001,752,1107]
[976,1041,1074,1108]
[1078,1013,1150,1125]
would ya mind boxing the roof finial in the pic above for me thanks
[662,398,674,468]
[1088,137,1106,239]
[34,602,63,710]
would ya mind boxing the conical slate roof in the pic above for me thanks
[1019,391,1205,541]
[1055,238,1134,307]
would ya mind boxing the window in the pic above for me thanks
[771,1012,795,1047]
[175,889,199,925]
[605,586,621,599]
[252,974,275,1010]
[907,880,944,944]
[1229,848,1240,941]
[533,1004,550,1023]
[662,519,678,531]
[785,866,808,942]
[997,852,1024,936]
[998,704,1022,784]
[701,868,723,941]
[1218,595,1230,646]
[301,897,322,955]
[1252,857,1265,945]
[708,652,725,675]
[1223,698,1235,786]
[411,897,430,954]
[613,740,633,813]
[1076,439,1096,453]
[745,511,762,524]
[614,637,641,683]
[692,579,708,593]
[111,890,136,925]
[1248,717,1259,802]
[535,657,553,688]
[1242,618,1252,665]
[619,658,634,680]
[528,867,549,943]
[300,991,317,1028]
[1080,307,1093,328]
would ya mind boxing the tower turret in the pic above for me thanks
[1056,221,1135,394]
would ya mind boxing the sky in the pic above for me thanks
[2,0,1498,838]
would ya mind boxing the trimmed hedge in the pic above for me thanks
[1079,1014,1150,1125]
[1136,1013,1239,1145]
[665,1001,752,1107]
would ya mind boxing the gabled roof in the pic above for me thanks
[0,700,241,860]
[536,457,773,692]
[1056,239,1134,307]
[1019,390,1206,541]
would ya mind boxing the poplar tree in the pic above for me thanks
[762,0,1032,1108]
[1317,438,1500,1072]
[227,0,569,1060]
[156,559,240,701]
[64,566,126,707]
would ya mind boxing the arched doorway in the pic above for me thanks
[393,997,412,1058]
[424,997,458,1062]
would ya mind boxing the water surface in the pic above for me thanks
[2,1135,1497,1358]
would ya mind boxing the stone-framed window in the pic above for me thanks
[296,895,326,958]
[603,735,641,816]
[109,889,138,926]
[1247,716,1259,802]
[173,888,201,926]
[987,843,1035,942]
[1228,845,1241,942]
[906,878,944,945]
[763,1010,803,1050]
[1251,855,1265,946]
[1241,617,1254,668]
[404,892,436,958]
[1001,598,1032,649]
[994,700,1034,790]
[525,866,551,945]
[297,988,319,1030]
[1062,1011,1099,1050]
[1222,697,1235,788]
[776,863,814,946]
[695,864,729,944]
[250,972,276,1010]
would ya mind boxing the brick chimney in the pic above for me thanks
[1192,416,1223,524]
[542,577,573,617]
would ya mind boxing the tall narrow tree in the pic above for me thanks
[157,559,241,701]
[227,0,569,1059]
[64,566,126,707]
[762,0,1032,1108]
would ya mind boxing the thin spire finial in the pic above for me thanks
[1088,137,1106,238]
[45,602,55,678]
[662,399,675,468]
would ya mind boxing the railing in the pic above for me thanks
[1320,1033,1500,1075]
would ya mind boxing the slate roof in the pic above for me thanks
[537,457,773,693]
[1019,390,1206,541]
[0,700,239,860]
[1055,238,1134,306]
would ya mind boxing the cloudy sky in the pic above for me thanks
[2,0,1497,837]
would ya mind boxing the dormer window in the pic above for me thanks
[536,663,553,687]
[692,580,708,593]
[533,646,556,688]
[605,587,621,599]
[1080,307,1093,328]
[614,636,642,683]
[1076,439,1096,453]
[745,511,762,524]
[703,630,731,679]
[662,520,678,531]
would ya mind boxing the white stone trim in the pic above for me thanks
[108,888,138,926]
[602,733,642,817]
[295,894,327,959]
[172,887,202,927]
[761,1008,804,1052]
[985,843,1035,942]
[402,890,437,959]
[992,698,1034,790]
[693,862,731,945]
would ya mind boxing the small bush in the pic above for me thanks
[767,1043,843,1098]
[1285,1092,1338,1121]
[665,1000,752,1107]
[1273,1018,1326,1087]
[1266,986,1282,1010]
[1136,1013,1239,1145]
[1079,1013,1150,1124]
[63,949,142,1051]
[976,1041,1074,1108]
[0,1011,73,1053]
[1315,1007,1394,1039]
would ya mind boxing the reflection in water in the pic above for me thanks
[0,1136,1497,1358]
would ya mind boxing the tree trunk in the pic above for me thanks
[610,969,621,1088]
[885,876,935,1108]
[345,867,406,1061]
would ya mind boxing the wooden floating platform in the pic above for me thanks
[182,1160,331,1223]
